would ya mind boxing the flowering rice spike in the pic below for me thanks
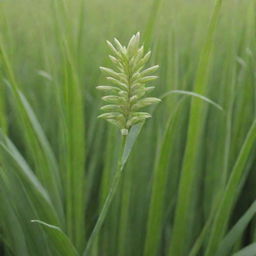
[97,32,161,135]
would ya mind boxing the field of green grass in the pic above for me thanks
[0,0,256,255]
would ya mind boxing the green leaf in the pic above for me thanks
[84,123,144,256]
[0,182,29,256]
[0,134,60,225]
[144,0,164,48]
[143,99,186,256]
[0,37,64,224]
[121,123,144,167]
[205,119,256,256]
[216,200,256,256]
[232,243,256,256]
[169,0,223,255]
[31,220,79,256]
[161,90,223,111]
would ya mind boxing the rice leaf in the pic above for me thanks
[232,243,256,256]
[216,200,256,256]
[205,120,256,256]
[31,220,79,256]
[168,0,223,254]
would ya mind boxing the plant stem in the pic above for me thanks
[83,134,127,256]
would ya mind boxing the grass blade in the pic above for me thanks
[84,124,144,256]
[0,135,60,225]
[161,90,223,111]
[31,220,79,256]
[143,98,186,256]
[168,0,223,255]
[232,243,256,256]
[121,123,144,167]
[0,35,64,224]
[216,200,256,256]
[144,0,164,48]
[51,1,86,248]
[205,119,256,256]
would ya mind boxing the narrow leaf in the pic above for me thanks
[31,220,79,256]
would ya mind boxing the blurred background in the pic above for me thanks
[0,0,255,255]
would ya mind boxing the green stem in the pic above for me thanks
[83,135,127,256]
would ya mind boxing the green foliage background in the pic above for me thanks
[0,0,256,255]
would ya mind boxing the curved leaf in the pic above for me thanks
[31,220,79,256]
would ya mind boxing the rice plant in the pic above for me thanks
[84,32,160,255]
[0,0,256,256]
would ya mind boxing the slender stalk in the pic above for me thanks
[83,135,127,256]
[117,167,131,256]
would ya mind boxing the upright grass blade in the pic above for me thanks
[61,44,86,251]
[0,34,64,224]
[121,124,144,166]
[0,168,54,256]
[232,243,256,256]
[0,135,60,225]
[188,190,230,256]
[0,75,7,134]
[0,178,29,256]
[189,36,237,256]
[144,0,164,49]
[143,99,185,256]
[144,92,222,256]
[117,124,145,256]
[205,119,256,256]
[216,200,256,256]
[83,123,143,256]
[168,0,223,255]
[83,135,127,256]
[51,0,86,250]
[96,126,119,254]
[77,0,86,54]
[117,166,132,256]
[31,220,79,256]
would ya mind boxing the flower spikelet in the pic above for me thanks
[97,32,161,135]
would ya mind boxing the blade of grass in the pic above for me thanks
[144,0,164,48]
[143,98,186,256]
[83,123,143,256]
[0,70,7,133]
[0,136,60,225]
[189,31,237,256]
[31,220,79,256]
[168,0,223,255]
[121,124,144,166]
[51,0,86,249]
[216,200,256,256]
[188,191,225,256]
[144,90,222,256]
[117,167,132,256]
[161,90,223,111]
[83,135,127,256]
[0,35,64,224]
[232,243,256,256]
[205,119,256,256]
[0,177,29,256]
[96,126,119,255]
[0,168,54,256]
